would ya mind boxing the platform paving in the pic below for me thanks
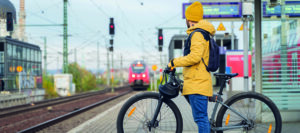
[68,92,202,133]
[68,91,300,133]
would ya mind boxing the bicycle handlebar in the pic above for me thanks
[163,68,183,86]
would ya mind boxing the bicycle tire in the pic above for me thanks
[216,92,282,133]
[116,92,183,133]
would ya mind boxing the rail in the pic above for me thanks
[18,89,132,133]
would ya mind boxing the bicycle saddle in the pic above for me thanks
[214,73,238,79]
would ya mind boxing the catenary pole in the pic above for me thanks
[43,37,47,75]
[243,19,249,92]
[63,0,68,73]
[120,55,123,86]
[107,47,110,86]
[97,41,100,78]
[74,48,77,63]
[111,49,114,92]
[231,21,234,50]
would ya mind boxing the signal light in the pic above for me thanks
[6,12,13,31]
[158,45,162,52]
[110,39,113,45]
[159,36,163,40]
[109,46,113,52]
[109,18,115,35]
[158,29,163,46]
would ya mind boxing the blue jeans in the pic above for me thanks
[188,94,210,133]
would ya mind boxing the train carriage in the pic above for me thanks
[128,60,149,90]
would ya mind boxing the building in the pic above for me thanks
[0,37,42,92]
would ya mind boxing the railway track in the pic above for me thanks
[0,86,132,133]
[18,89,132,133]
[0,86,128,118]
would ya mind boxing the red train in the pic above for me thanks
[128,61,150,89]
[262,20,300,84]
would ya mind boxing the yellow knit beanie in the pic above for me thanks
[185,1,203,22]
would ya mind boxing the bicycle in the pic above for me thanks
[117,68,282,133]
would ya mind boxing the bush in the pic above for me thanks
[43,75,58,98]
[96,78,105,85]
[68,63,97,92]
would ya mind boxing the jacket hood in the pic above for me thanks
[186,20,216,36]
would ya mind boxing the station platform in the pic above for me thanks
[68,91,299,133]
[68,91,222,133]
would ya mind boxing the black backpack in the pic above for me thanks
[184,28,220,72]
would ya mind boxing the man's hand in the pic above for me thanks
[168,62,172,68]
[165,64,175,74]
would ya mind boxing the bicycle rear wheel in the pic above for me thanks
[216,92,282,133]
[116,92,183,133]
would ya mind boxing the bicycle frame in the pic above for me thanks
[210,78,252,131]
[148,72,252,132]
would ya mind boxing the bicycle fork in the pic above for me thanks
[148,95,163,131]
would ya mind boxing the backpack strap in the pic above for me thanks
[188,29,211,69]
[187,28,210,47]
[194,28,210,41]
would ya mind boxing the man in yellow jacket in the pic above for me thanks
[168,1,215,133]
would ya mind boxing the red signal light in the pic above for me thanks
[159,36,163,40]
[110,25,114,29]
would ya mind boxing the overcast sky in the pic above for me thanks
[10,0,245,72]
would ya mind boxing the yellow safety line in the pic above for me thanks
[225,114,230,126]
[128,107,136,117]
[268,124,272,133]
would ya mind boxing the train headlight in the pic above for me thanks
[142,74,146,78]
[132,74,136,78]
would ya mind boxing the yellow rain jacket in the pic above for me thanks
[172,20,215,96]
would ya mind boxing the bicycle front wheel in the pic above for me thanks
[116,92,183,133]
[216,92,282,133]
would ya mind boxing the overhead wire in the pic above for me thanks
[68,6,98,33]
[88,0,110,17]
[26,1,94,41]
[115,0,165,61]
[74,31,105,49]
[86,0,160,63]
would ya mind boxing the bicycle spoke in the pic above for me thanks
[218,95,278,133]
[121,95,179,133]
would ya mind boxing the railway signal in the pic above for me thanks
[158,29,163,46]
[109,18,115,35]
[158,29,163,51]
[109,39,113,52]
[158,46,162,52]
[6,12,13,31]
[110,39,113,46]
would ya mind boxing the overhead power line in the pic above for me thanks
[88,0,110,17]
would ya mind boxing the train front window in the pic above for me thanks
[132,64,145,73]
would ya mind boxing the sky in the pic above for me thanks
[9,0,245,72]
